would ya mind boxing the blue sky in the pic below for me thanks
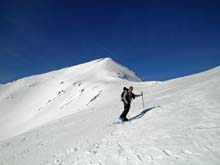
[0,0,220,83]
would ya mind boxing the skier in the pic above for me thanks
[120,86,143,121]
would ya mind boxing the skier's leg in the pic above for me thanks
[120,102,126,119]
[120,103,130,119]
[123,103,130,119]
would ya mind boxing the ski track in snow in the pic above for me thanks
[0,58,220,165]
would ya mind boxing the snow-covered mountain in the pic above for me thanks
[0,58,220,165]
[0,57,142,141]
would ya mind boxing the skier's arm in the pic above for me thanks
[134,91,143,97]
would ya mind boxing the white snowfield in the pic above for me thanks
[0,58,220,165]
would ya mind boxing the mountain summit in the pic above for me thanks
[0,57,142,141]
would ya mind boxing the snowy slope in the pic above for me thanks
[0,57,142,142]
[0,58,220,165]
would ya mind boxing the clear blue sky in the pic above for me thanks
[0,0,220,83]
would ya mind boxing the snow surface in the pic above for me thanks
[0,57,220,165]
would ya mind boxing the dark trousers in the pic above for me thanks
[120,102,130,119]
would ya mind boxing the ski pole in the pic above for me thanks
[141,91,145,110]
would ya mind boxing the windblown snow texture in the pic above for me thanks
[0,58,220,165]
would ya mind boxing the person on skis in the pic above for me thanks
[120,86,143,121]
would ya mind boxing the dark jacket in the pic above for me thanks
[121,87,136,104]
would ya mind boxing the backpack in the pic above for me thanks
[121,91,125,101]
[120,87,128,101]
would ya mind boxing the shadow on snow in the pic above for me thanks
[129,106,160,122]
